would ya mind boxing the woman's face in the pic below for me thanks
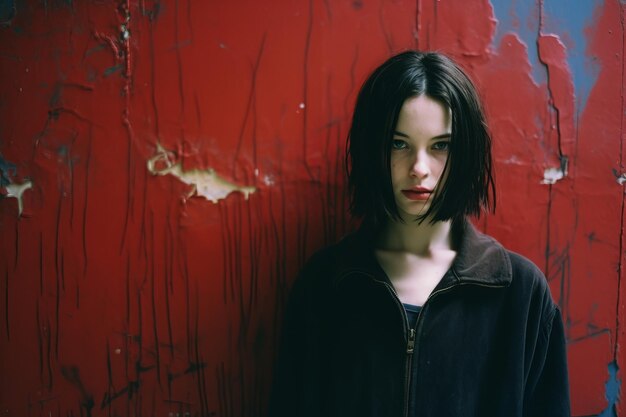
[390,95,452,220]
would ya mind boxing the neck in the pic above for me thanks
[376,216,454,255]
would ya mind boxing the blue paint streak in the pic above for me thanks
[491,0,545,84]
[0,154,17,187]
[542,0,601,113]
[490,0,601,111]
[598,361,620,417]
[0,0,15,24]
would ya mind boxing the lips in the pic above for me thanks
[401,187,432,201]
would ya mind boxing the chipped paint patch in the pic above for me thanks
[119,7,131,41]
[0,154,17,187]
[147,144,256,203]
[4,179,32,216]
[612,169,626,185]
[598,361,620,417]
[541,157,568,185]
[541,167,565,184]
[491,0,600,109]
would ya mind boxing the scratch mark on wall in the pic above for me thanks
[301,0,315,180]
[232,32,267,179]
[4,267,9,340]
[103,64,124,77]
[3,179,32,216]
[60,366,95,416]
[147,144,256,203]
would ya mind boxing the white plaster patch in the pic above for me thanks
[4,179,32,216]
[262,174,275,186]
[120,24,130,40]
[147,144,256,203]
[501,155,524,166]
[616,173,626,185]
[541,167,565,185]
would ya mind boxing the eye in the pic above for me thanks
[392,139,408,150]
[432,141,450,152]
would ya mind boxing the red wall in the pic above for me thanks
[0,1,624,416]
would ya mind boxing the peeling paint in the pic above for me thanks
[540,0,602,110]
[147,144,256,203]
[541,157,568,185]
[119,7,131,41]
[0,1,623,416]
[541,167,565,184]
[614,170,626,185]
[3,179,32,216]
[491,0,600,109]
[262,174,275,186]
[120,24,130,41]
[0,154,17,187]
[598,361,620,417]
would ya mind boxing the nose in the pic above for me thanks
[410,149,430,179]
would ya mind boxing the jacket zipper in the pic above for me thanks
[403,284,456,417]
[378,281,415,417]
[338,270,506,416]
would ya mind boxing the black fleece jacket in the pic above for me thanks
[269,220,570,417]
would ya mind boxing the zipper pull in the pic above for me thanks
[407,328,416,354]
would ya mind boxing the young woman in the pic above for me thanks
[269,51,570,417]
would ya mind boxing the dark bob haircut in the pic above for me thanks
[346,50,495,226]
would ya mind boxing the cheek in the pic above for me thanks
[390,160,402,185]
[434,160,450,185]
[434,157,448,176]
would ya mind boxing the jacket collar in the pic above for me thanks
[333,218,513,287]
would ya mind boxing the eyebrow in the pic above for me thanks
[393,131,452,140]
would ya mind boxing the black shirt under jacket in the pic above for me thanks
[268,219,571,417]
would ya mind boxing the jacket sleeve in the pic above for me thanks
[267,259,326,417]
[524,306,571,417]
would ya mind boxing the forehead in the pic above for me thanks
[395,95,452,136]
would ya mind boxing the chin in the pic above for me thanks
[398,205,430,220]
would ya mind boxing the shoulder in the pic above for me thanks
[303,227,371,271]
[505,249,558,318]
[506,250,549,289]
[506,250,545,283]
[295,227,382,299]
[293,230,361,286]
